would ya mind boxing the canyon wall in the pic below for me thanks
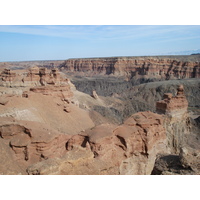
[0,65,200,174]
[0,67,69,87]
[60,56,200,81]
[26,85,200,175]
[152,86,200,174]
[71,79,200,124]
[0,60,64,70]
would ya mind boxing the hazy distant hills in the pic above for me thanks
[167,49,200,55]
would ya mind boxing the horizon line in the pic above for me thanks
[1,54,200,63]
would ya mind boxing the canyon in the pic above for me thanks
[60,55,200,81]
[0,55,200,175]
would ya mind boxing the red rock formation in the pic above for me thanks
[1,65,196,175]
[0,60,64,70]
[0,67,68,87]
[0,69,17,85]
[61,57,200,80]
[0,120,70,167]
[26,111,167,175]
[156,85,188,117]
[29,85,73,99]
[115,111,167,174]
[63,112,167,175]
[115,111,166,155]
[0,107,171,174]
[38,67,60,86]
[24,66,40,83]
[156,85,191,154]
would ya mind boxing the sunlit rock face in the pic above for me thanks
[156,85,188,119]
[0,67,68,87]
[61,57,200,80]
[0,63,199,175]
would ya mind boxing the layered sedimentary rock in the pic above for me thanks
[0,120,70,174]
[0,67,95,135]
[156,85,188,117]
[0,67,76,117]
[28,85,73,100]
[0,64,199,175]
[0,111,167,175]
[152,85,200,174]
[0,67,68,87]
[27,111,167,175]
[156,85,192,154]
[0,60,64,70]
[0,69,17,86]
[60,56,200,81]
[113,111,167,175]
[1,81,199,175]
[27,146,96,175]
[120,79,200,115]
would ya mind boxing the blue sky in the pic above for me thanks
[0,25,200,62]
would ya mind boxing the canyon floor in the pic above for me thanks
[0,55,200,175]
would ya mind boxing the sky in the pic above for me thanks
[0,25,200,62]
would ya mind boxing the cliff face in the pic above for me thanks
[61,56,200,81]
[0,67,95,135]
[0,66,199,175]
[156,85,193,154]
[0,67,68,87]
[156,85,188,117]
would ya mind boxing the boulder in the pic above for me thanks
[91,90,99,99]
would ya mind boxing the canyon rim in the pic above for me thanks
[0,54,200,175]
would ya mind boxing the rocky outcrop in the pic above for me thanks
[60,56,200,81]
[29,85,73,100]
[156,85,190,154]
[152,85,200,174]
[179,147,200,173]
[38,67,61,86]
[71,78,200,125]
[31,111,166,175]
[0,67,68,87]
[156,85,188,117]
[152,147,200,175]
[0,63,199,175]
[0,67,76,106]
[23,66,40,85]
[0,138,25,175]
[114,111,167,174]
[0,120,70,168]
[27,146,96,175]
[0,60,64,71]
[121,79,200,113]
[0,111,167,175]
[1,82,199,175]
[0,69,17,86]
[91,90,99,99]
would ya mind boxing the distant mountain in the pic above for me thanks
[191,53,200,55]
[167,49,200,55]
